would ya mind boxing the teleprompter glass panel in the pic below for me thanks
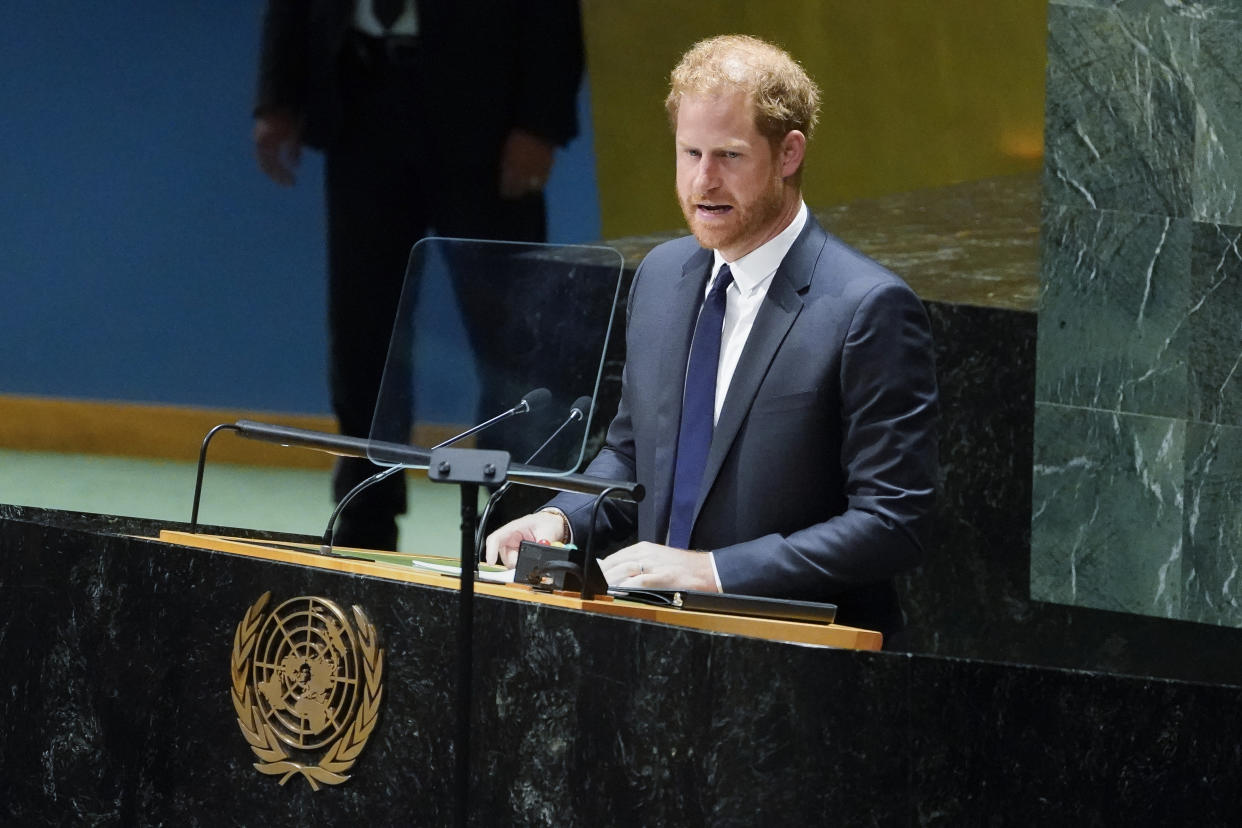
[367,238,625,477]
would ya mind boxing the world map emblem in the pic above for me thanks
[231,592,384,789]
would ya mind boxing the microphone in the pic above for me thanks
[514,388,552,417]
[474,395,592,554]
[522,394,590,470]
[321,388,550,553]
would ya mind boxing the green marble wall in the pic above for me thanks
[1033,0,1242,626]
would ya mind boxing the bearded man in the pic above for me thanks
[486,34,939,639]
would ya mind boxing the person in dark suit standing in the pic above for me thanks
[486,35,938,638]
[253,0,584,550]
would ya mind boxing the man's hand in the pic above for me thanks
[600,542,720,592]
[498,128,555,199]
[485,510,566,569]
[254,111,302,187]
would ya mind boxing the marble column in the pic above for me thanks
[1033,0,1242,626]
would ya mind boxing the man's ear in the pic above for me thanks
[779,130,807,178]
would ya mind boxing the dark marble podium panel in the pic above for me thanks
[3,506,1241,826]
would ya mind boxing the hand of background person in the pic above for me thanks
[485,510,567,568]
[254,111,302,187]
[498,128,555,199]
[600,542,720,592]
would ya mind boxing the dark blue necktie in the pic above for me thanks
[667,264,733,549]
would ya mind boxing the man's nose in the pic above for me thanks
[694,157,719,191]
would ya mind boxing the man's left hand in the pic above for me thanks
[499,129,555,199]
[600,542,720,592]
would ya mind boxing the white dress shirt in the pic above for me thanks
[705,201,809,425]
[353,0,420,36]
[695,203,809,585]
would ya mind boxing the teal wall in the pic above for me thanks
[0,3,601,415]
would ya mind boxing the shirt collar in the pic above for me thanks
[711,201,809,295]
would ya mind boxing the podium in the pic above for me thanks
[6,505,1242,825]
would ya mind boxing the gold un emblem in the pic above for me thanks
[231,592,384,789]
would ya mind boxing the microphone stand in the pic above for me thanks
[425,423,639,828]
[423,445,508,828]
[321,389,549,554]
[473,396,590,557]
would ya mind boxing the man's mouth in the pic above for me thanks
[696,202,732,215]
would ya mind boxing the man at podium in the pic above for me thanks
[486,35,939,637]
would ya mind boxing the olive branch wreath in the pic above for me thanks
[231,591,385,790]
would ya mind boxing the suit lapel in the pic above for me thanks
[693,220,827,523]
[652,247,714,537]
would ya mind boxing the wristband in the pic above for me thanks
[538,508,571,544]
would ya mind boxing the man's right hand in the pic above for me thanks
[484,510,567,569]
[254,111,302,186]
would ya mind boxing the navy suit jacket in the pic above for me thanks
[549,216,939,635]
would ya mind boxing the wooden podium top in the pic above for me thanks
[158,530,882,651]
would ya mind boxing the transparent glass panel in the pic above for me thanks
[368,237,625,477]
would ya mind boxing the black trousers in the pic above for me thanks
[325,37,545,549]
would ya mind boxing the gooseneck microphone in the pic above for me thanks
[473,395,592,555]
[320,388,551,553]
[528,395,591,468]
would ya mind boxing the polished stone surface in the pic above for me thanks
[1031,404,1185,619]
[1053,1,1242,30]
[1184,421,1242,626]
[1189,222,1242,426]
[1035,0,1242,628]
[816,175,1042,311]
[1043,2,1242,223]
[1036,206,1190,419]
[4,507,1242,825]
[1044,5,1194,217]
[1191,19,1242,224]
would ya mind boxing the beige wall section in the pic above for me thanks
[0,395,339,468]
[0,395,464,469]
[583,0,1048,239]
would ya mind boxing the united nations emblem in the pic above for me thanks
[230,592,384,789]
